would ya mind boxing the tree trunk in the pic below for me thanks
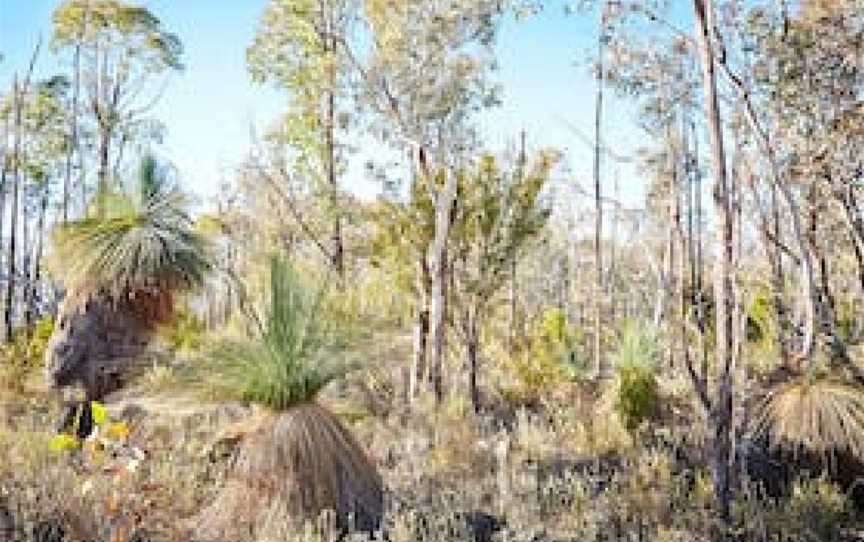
[593,12,605,378]
[409,258,430,402]
[429,168,458,405]
[0,112,8,298]
[466,309,480,414]
[693,0,735,525]
[326,26,343,280]
[63,43,81,223]
[22,175,31,336]
[27,181,49,334]
[5,78,21,343]
[97,125,111,216]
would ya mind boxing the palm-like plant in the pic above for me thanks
[49,154,210,306]
[195,256,382,540]
[45,154,210,416]
[204,255,342,409]
[753,373,864,460]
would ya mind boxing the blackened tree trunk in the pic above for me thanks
[5,77,21,344]
[409,258,431,402]
[466,308,480,414]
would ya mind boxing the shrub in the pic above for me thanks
[201,255,346,410]
[159,308,205,354]
[0,316,54,393]
[507,308,586,399]
[787,477,849,541]
[610,320,659,432]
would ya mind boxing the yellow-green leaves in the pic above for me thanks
[49,401,132,454]
[49,433,81,452]
[52,0,183,71]
[91,401,108,426]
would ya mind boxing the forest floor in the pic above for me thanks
[3,327,864,541]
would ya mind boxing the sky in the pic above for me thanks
[0,0,677,211]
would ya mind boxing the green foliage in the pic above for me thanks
[53,0,183,71]
[48,154,210,302]
[746,285,775,347]
[508,308,586,397]
[452,153,554,302]
[787,477,849,541]
[159,309,206,354]
[0,316,54,393]
[203,255,345,411]
[610,320,660,432]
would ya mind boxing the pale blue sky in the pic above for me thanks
[0,1,679,209]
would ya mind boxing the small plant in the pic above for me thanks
[788,477,849,540]
[202,256,344,409]
[159,308,205,354]
[610,319,659,432]
[0,316,55,393]
[508,308,586,400]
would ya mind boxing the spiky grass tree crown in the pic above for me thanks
[610,319,660,369]
[48,154,210,310]
[205,256,343,410]
[754,375,864,460]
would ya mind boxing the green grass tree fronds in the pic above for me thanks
[48,153,210,308]
[202,255,345,410]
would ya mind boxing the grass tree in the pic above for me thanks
[194,255,382,539]
[44,153,209,418]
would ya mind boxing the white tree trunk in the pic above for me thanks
[428,168,458,404]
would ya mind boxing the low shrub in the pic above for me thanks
[610,320,660,432]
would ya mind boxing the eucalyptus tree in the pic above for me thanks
[449,151,555,412]
[358,0,504,403]
[17,77,72,333]
[51,0,183,215]
[247,0,361,280]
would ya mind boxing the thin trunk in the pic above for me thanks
[666,119,679,370]
[691,105,709,383]
[98,126,111,203]
[674,121,686,375]
[610,168,619,321]
[810,183,849,363]
[0,113,8,291]
[693,0,734,525]
[326,16,343,280]
[593,11,605,378]
[467,309,480,414]
[63,43,81,224]
[21,177,31,335]
[5,77,21,343]
[28,181,49,333]
[409,258,430,402]
[429,168,458,405]
[508,254,517,352]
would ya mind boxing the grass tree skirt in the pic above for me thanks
[194,402,383,541]
[45,292,164,400]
